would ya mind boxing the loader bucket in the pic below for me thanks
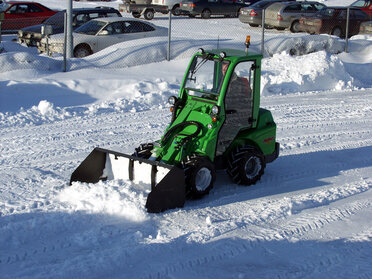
[70,147,186,213]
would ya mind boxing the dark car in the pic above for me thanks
[179,0,251,19]
[351,0,372,16]
[239,0,295,27]
[17,7,121,47]
[298,6,370,38]
[0,1,57,32]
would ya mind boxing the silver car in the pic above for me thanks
[38,17,168,57]
[239,0,290,27]
[265,1,326,32]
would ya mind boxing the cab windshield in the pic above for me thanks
[184,55,228,100]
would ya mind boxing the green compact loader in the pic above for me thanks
[70,45,279,213]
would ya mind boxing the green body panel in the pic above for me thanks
[152,49,278,166]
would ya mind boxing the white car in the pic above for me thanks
[38,17,168,57]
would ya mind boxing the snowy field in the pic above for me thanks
[1,0,372,278]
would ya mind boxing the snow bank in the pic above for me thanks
[261,51,359,95]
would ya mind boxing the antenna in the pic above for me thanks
[217,35,220,50]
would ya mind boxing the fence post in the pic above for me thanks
[261,9,265,55]
[66,0,73,58]
[167,10,172,61]
[345,7,350,53]
[63,13,67,72]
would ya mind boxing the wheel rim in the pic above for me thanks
[244,157,261,179]
[332,28,341,37]
[75,47,90,58]
[195,167,212,191]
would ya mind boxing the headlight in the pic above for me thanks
[211,105,219,115]
[168,96,177,105]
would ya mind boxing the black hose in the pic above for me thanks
[162,121,202,146]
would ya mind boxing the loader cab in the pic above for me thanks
[181,49,262,156]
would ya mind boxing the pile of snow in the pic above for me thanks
[261,51,359,95]
[59,180,149,222]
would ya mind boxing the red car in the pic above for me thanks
[351,0,372,16]
[0,1,57,31]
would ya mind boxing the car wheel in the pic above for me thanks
[227,145,265,185]
[73,45,92,58]
[171,5,181,16]
[185,156,216,198]
[331,27,342,38]
[132,12,141,18]
[290,20,300,33]
[144,9,154,20]
[201,9,211,19]
[249,23,259,27]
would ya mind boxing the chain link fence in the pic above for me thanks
[0,4,371,73]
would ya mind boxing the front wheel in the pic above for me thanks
[74,45,92,58]
[331,27,342,38]
[227,145,265,185]
[185,156,216,198]
[201,9,211,19]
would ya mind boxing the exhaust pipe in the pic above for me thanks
[70,148,186,213]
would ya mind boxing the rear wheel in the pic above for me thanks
[227,145,265,185]
[201,9,211,19]
[290,20,300,33]
[144,9,154,20]
[74,45,92,58]
[249,23,259,27]
[185,156,216,198]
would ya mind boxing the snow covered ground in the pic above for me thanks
[1,0,372,278]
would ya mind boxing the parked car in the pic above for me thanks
[0,1,57,32]
[264,1,326,32]
[18,7,121,47]
[179,0,250,19]
[239,0,294,27]
[37,17,168,57]
[298,7,369,38]
[351,0,372,16]
[359,20,372,33]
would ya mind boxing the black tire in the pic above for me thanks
[132,143,154,159]
[132,12,141,18]
[144,9,154,20]
[227,145,265,185]
[290,20,300,33]
[249,23,259,28]
[73,44,92,58]
[185,156,216,198]
[171,5,181,16]
[201,9,211,19]
[331,27,342,38]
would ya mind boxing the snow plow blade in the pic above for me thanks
[70,147,186,213]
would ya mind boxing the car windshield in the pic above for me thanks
[74,20,106,35]
[44,11,65,25]
[184,55,227,100]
